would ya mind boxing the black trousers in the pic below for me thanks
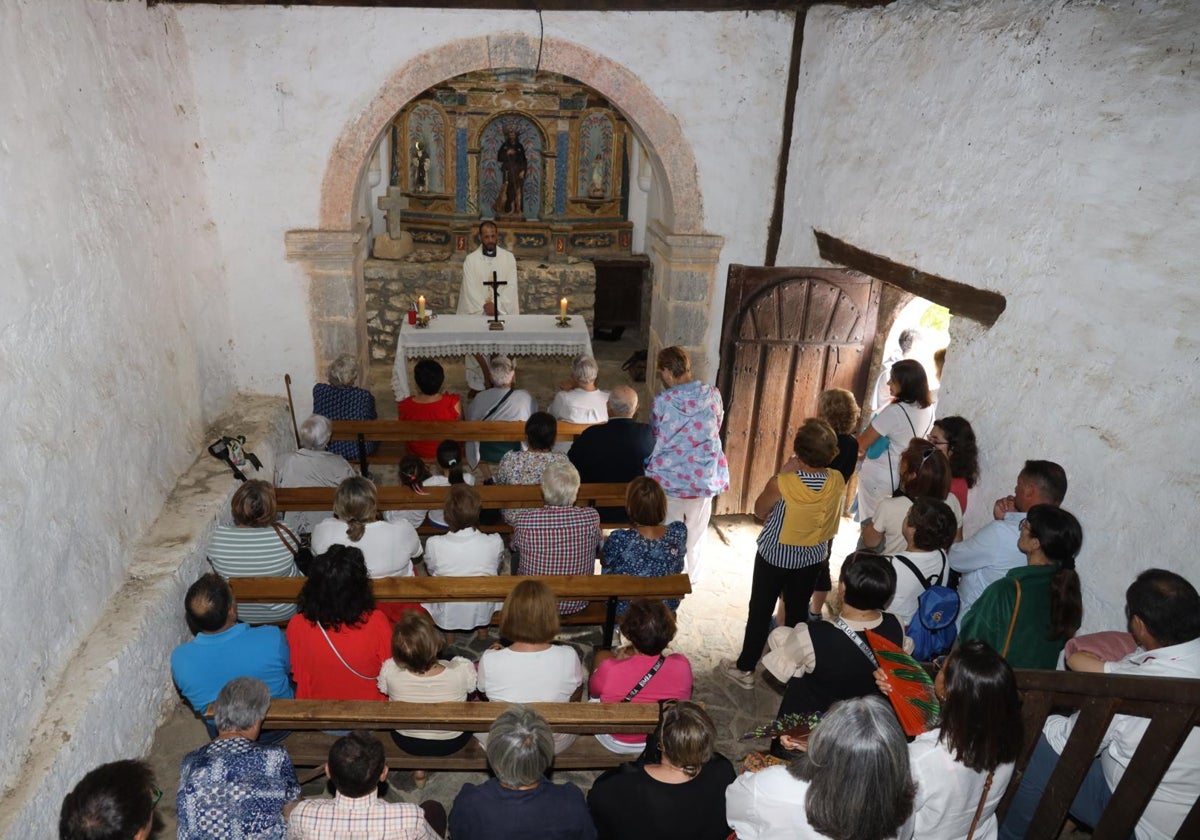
[735,553,822,672]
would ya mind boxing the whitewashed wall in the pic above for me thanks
[0,0,233,817]
[780,0,1200,630]
[174,7,794,410]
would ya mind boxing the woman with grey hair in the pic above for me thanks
[274,414,355,536]
[510,461,602,613]
[464,355,538,467]
[177,677,300,838]
[548,354,609,453]
[726,695,916,840]
[313,353,377,462]
[450,705,596,840]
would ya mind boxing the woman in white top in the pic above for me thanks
[861,438,962,556]
[856,359,936,523]
[547,355,609,453]
[878,640,1021,840]
[423,485,504,638]
[476,580,587,753]
[884,497,959,628]
[312,476,421,578]
[726,695,915,840]
[377,611,478,787]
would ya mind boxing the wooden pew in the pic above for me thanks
[229,573,692,648]
[255,699,661,777]
[274,482,632,535]
[1002,669,1200,839]
[330,419,595,475]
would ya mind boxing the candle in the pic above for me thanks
[560,297,568,317]
[418,295,426,318]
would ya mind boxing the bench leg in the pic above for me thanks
[357,434,370,479]
[602,597,618,649]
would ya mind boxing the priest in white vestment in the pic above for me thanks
[458,220,520,390]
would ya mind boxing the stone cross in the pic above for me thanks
[377,186,410,239]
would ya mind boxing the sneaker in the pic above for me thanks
[720,659,756,691]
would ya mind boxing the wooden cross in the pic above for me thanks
[483,270,506,330]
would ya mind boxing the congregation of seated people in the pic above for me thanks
[60,344,1200,840]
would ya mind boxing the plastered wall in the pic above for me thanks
[779,0,1200,629]
[174,6,794,408]
[0,0,234,813]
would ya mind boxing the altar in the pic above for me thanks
[390,314,594,400]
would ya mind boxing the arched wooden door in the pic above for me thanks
[716,266,881,515]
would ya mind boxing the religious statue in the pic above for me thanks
[588,153,606,198]
[411,140,431,193]
[494,127,527,216]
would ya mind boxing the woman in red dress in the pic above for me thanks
[397,359,461,460]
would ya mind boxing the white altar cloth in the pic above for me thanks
[391,314,594,399]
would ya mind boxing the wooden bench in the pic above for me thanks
[229,573,692,648]
[1002,668,1200,839]
[331,419,595,475]
[252,699,660,778]
[274,482,632,535]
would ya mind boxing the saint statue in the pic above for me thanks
[588,153,606,198]
[494,127,527,216]
[411,140,431,193]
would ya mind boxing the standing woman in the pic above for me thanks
[929,416,980,514]
[645,346,730,581]
[959,505,1083,669]
[856,359,935,524]
[722,419,845,691]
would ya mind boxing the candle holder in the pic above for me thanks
[556,315,572,328]
[414,315,432,328]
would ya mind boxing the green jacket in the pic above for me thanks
[959,564,1066,669]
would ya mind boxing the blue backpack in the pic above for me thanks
[894,551,959,662]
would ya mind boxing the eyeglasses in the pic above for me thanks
[151,786,163,807]
[929,437,949,449]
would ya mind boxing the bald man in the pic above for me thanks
[568,385,654,521]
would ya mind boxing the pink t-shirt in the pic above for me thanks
[589,652,693,744]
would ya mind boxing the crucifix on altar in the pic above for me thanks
[483,271,506,331]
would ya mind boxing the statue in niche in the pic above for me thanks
[411,140,431,193]
[494,127,528,216]
[588,154,606,198]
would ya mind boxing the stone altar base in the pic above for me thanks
[364,257,597,363]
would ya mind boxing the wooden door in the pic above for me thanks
[716,266,881,515]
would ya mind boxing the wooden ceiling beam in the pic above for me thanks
[146,1,894,10]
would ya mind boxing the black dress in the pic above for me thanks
[777,613,904,717]
[587,756,737,840]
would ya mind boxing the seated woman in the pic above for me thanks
[450,705,596,840]
[588,700,735,840]
[312,353,376,462]
[881,640,1021,840]
[885,497,959,628]
[861,438,962,556]
[722,419,846,691]
[510,462,602,615]
[960,504,1083,669]
[206,479,302,625]
[422,485,505,639]
[397,359,461,461]
[726,695,916,840]
[494,411,571,525]
[589,599,693,754]
[547,355,609,453]
[764,553,909,723]
[424,439,476,529]
[601,477,687,617]
[285,546,391,701]
[176,677,300,839]
[377,611,477,788]
[929,416,981,514]
[476,580,587,754]
[311,476,422,579]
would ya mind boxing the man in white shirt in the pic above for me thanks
[458,220,519,392]
[274,414,355,535]
[949,459,1067,618]
[999,569,1200,840]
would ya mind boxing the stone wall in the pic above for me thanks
[364,258,596,363]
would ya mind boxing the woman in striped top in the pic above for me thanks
[722,419,846,691]
[206,480,302,624]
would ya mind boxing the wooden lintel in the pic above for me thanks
[147,0,895,10]
[814,229,1006,327]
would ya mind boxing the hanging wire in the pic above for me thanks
[534,9,544,76]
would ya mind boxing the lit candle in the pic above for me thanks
[560,297,568,317]
[418,295,426,318]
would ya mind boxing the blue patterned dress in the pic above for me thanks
[176,737,300,839]
[312,382,377,461]
[602,521,688,615]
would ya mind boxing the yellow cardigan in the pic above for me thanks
[776,470,845,546]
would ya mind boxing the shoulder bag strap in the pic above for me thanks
[892,554,930,591]
[271,522,299,557]
[832,617,879,668]
[317,622,378,681]
[965,770,995,840]
[1001,579,1023,658]
[481,388,516,420]
[622,655,667,702]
